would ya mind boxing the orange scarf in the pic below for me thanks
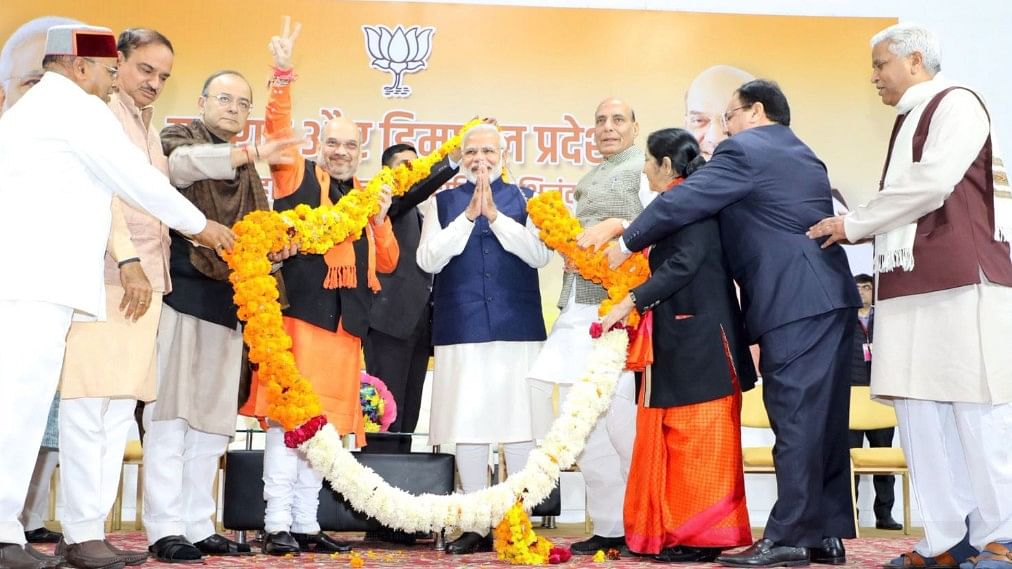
[315,165,381,293]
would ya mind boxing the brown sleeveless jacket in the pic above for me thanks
[878,87,1012,300]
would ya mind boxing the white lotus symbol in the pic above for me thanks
[363,25,435,98]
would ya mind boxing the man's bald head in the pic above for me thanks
[593,97,639,158]
[0,15,81,114]
[319,115,361,181]
[684,65,755,159]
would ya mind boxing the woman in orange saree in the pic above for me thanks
[602,128,757,562]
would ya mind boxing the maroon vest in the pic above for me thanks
[878,86,1012,300]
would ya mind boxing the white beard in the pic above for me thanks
[462,162,504,184]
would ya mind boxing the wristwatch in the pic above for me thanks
[628,290,637,306]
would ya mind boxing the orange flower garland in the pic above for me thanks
[493,501,553,565]
[526,191,650,326]
[225,119,481,431]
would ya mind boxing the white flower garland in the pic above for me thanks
[299,329,629,533]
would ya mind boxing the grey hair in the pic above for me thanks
[461,123,508,154]
[870,23,941,75]
[0,16,82,87]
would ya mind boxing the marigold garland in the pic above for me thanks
[494,501,553,565]
[527,191,650,326]
[224,117,648,565]
[225,119,482,432]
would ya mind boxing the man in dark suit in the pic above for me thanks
[608,80,861,567]
[363,144,459,437]
[848,274,902,531]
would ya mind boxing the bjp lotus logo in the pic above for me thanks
[362,25,435,98]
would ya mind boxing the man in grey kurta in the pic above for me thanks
[526,98,646,554]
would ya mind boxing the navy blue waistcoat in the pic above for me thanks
[431,179,546,346]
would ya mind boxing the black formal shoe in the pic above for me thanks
[263,531,300,556]
[292,531,353,553]
[876,517,903,531]
[810,537,846,565]
[147,535,202,564]
[717,538,810,567]
[445,532,493,555]
[656,545,723,562]
[1,542,49,569]
[570,534,627,555]
[24,528,63,544]
[193,533,252,556]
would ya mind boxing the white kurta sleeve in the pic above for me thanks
[416,196,474,274]
[166,144,237,188]
[77,106,207,236]
[488,214,553,268]
[844,90,990,241]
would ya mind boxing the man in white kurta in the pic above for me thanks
[810,23,1012,567]
[56,29,182,569]
[526,98,644,554]
[0,24,231,569]
[417,125,552,554]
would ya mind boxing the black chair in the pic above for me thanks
[222,450,455,534]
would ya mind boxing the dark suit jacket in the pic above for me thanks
[624,124,860,342]
[368,157,458,339]
[632,217,757,408]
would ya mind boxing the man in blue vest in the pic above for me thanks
[417,124,552,555]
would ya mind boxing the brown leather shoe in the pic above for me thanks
[24,543,63,568]
[0,542,47,569]
[104,540,149,566]
[64,540,126,569]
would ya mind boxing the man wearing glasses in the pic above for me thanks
[144,69,295,563]
[0,24,234,569]
[608,80,860,567]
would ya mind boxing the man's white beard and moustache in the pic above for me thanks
[463,159,503,184]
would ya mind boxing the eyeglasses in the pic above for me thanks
[722,104,752,125]
[206,93,253,113]
[83,58,118,78]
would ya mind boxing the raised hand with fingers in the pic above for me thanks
[464,177,483,221]
[269,15,302,70]
[256,135,303,165]
[479,163,498,222]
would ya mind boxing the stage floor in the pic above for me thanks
[33,524,920,567]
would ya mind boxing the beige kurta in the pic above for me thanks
[844,76,1012,404]
[60,92,175,400]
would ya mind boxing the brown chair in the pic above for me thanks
[848,386,911,535]
[110,440,144,530]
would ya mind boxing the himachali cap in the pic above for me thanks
[44,24,117,58]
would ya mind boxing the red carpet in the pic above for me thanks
[34,533,918,567]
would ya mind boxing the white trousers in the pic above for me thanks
[0,300,73,545]
[455,441,535,534]
[530,374,636,538]
[142,405,228,544]
[895,398,1012,555]
[59,397,136,543]
[263,426,322,534]
[19,449,59,532]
